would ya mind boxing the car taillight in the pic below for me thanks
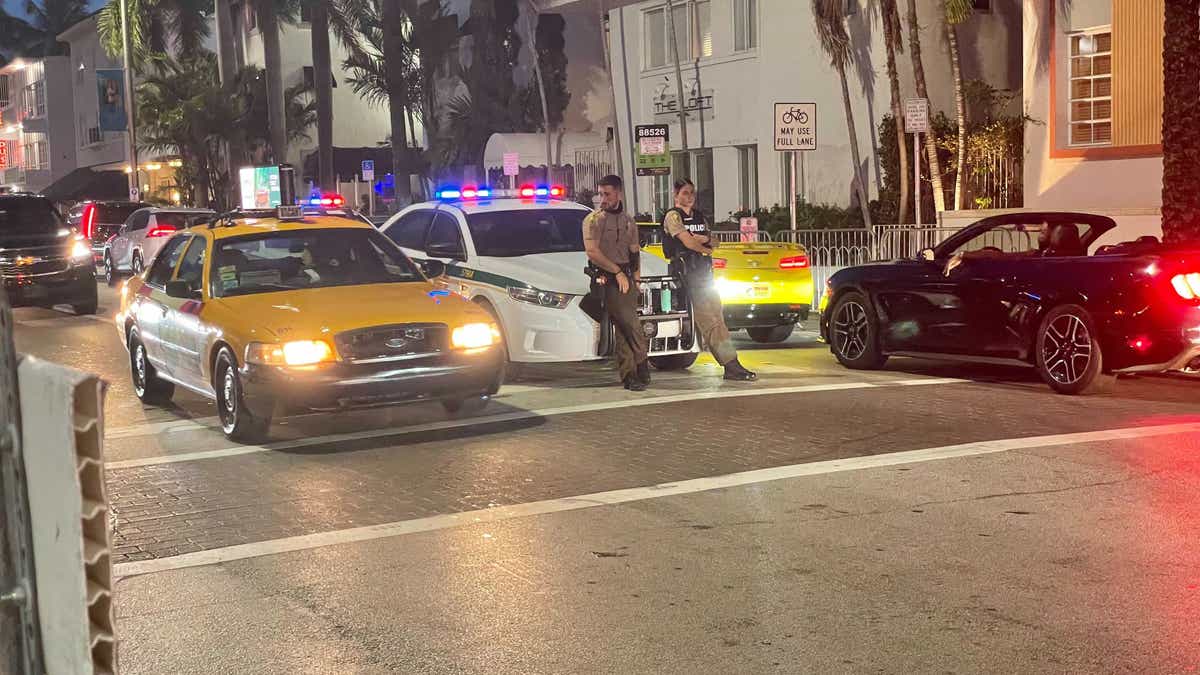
[1171,273,1200,300]
[712,258,727,269]
[82,203,96,240]
[779,255,809,270]
[146,225,176,238]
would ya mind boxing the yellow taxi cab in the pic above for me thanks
[116,207,504,441]
[638,223,813,342]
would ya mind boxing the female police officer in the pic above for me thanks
[662,179,756,381]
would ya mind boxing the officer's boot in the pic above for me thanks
[623,374,647,391]
[723,358,757,381]
[636,360,651,386]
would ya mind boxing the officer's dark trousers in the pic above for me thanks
[605,281,648,380]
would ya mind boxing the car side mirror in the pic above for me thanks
[421,259,447,278]
[165,279,199,299]
[426,242,465,261]
[919,248,936,262]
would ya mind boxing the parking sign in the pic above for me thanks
[361,159,375,181]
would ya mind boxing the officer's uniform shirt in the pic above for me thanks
[583,207,639,265]
[662,207,712,260]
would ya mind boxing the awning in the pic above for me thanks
[41,167,130,203]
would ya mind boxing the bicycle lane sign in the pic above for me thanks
[774,102,816,151]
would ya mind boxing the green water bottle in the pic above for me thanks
[661,288,672,313]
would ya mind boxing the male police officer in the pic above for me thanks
[662,178,756,381]
[583,175,650,391]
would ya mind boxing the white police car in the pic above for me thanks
[379,185,698,369]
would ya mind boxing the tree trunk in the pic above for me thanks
[524,3,553,184]
[1162,0,1200,243]
[258,0,288,168]
[214,0,238,86]
[381,0,413,207]
[945,14,966,211]
[906,0,946,214]
[312,1,335,190]
[838,62,873,228]
[882,0,908,224]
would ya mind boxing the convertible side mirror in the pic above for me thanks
[919,248,936,262]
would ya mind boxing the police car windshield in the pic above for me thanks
[465,209,586,257]
[211,228,421,298]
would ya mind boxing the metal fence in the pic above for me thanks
[769,224,965,307]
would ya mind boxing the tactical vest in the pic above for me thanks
[661,207,711,261]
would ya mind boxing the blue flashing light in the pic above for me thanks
[309,198,323,205]
[476,189,491,198]
[436,186,492,200]
[437,189,462,199]
[534,187,549,196]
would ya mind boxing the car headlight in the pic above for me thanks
[508,286,572,309]
[70,239,92,261]
[451,322,499,350]
[246,340,335,366]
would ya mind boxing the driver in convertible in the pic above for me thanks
[944,222,1083,275]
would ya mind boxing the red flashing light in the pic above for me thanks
[519,186,536,197]
[332,196,344,206]
[779,254,810,270]
[146,225,176,238]
[81,203,96,240]
[1129,336,1152,352]
[712,258,727,269]
[549,186,564,197]
[461,187,479,198]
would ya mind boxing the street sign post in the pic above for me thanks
[774,103,816,230]
[361,160,374,182]
[503,152,519,189]
[905,98,929,226]
[634,124,670,177]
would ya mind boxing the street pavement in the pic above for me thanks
[11,283,1200,674]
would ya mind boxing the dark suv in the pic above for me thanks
[66,200,149,262]
[0,194,98,314]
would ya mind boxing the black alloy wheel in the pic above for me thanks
[829,291,888,370]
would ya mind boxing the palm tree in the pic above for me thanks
[879,0,908,224]
[905,0,946,215]
[256,0,288,166]
[812,0,872,228]
[944,0,971,211]
[380,0,414,204]
[0,0,89,58]
[300,0,365,190]
[1162,0,1200,243]
[97,0,211,64]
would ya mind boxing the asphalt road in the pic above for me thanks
[11,282,1200,674]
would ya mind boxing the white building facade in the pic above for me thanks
[231,2,398,181]
[0,57,77,194]
[608,0,1020,222]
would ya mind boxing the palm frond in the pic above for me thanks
[944,0,974,25]
[812,0,851,69]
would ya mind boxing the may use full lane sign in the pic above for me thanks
[774,102,816,151]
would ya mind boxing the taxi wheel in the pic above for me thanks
[214,348,271,442]
[649,352,698,370]
[747,325,795,344]
[442,395,489,416]
[129,336,174,405]
[104,253,119,286]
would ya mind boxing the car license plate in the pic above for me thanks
[656,319,681,338]
[750,285,770,298]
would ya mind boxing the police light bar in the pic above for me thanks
[307,193,345,207]
[436,185,566,200]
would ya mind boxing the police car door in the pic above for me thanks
[423,209,468,294]
[381,207,434,267]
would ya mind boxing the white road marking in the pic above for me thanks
[105,377,964,469]
[112,420,1200,579]
[106,416,222,440]
[14,312,113,328]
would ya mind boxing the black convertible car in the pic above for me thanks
[819,212,1200,394]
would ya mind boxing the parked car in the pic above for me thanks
[115,205,504,442]
[378,186,698,370]
[639,223,813,343]
[65,200,149,263]
[102,207,215,285]
[819,212,1200,394]
[0,194,98,314]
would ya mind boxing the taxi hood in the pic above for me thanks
[212,281,491,340]
[475,251,669,295]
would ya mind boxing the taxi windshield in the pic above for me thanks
[211,228,421,298]
[465,208,586,257]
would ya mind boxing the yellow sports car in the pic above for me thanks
[639,223,813,342]
[116,208,504,441]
